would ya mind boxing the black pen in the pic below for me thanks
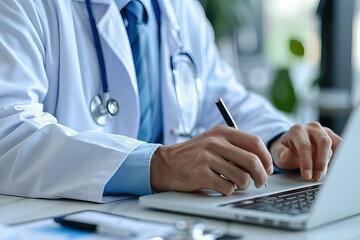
[215,98,238,129]
[215,98,268,188]
[54,216,136,238]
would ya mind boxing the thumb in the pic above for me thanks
[270,140,294,169]
[278,147,293,164]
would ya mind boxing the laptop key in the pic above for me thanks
[224,185,321,216]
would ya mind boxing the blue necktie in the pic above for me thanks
[121,1,153,142]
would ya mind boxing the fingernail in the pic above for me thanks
[267,165,274,175]
[313,171,323,181]
[328,149,333,160]
[256,183,267,189]
[304,170,312,180]
[279,151,286,163]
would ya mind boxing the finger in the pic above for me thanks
[212,139,268,188]
[198,130,268,188]
[323,127,342,172]
[282,125,313,180]
[279,147,298,166]
[269,137,298,170]
[279,147,294,165]
[271,141,301,170]
[324,127,343,152]
[204,170,236,195]
[210,158,251,190]
[308,126,332,181]
[214,126,273,174]
[240,151,268,188]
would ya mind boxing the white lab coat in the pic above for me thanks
[0,0,291,202]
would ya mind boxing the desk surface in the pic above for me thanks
[0,194,360,240]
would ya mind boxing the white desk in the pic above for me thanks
[1,194,360,240]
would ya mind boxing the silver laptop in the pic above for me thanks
[139,105,360,230]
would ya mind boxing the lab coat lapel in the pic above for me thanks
[157,0,181,53]
[74,0,138,94]
[73,0,140,137]
[73,0,184,143]
[96,1,141,137]
[95,1,138,92]
[157,0,184,144]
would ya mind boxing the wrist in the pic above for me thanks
[150,145,171,192]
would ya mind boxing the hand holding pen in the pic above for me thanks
[216,98,269,188]
[150,98,272,195]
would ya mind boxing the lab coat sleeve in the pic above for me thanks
[0,108,143,202]
[0,1,143,202]
[180,0,293,145]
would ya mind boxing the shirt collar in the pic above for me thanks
[114,0,129,10]
[114,0,152,12]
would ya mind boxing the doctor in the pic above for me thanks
[0,0,341,202]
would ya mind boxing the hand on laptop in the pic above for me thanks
[269,122,342,181]
[150,125,273,195]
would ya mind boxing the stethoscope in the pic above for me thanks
[170,49,204,138]
[86,0,204,138]
[86,0,120,126]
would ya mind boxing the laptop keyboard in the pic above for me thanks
[222,185,321,215]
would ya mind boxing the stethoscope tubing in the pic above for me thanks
[170,50,203,137]
[86,0,120,125]
[85,0,203,133]
[85,0,109,94]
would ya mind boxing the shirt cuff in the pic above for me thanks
[104,143,161,196]
[264,128,289,147]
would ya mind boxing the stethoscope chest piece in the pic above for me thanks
[90,93,119,126]
[106,98,119,116]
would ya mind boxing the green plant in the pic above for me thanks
[270,68,297,113]
[198,1,306,114]
[270,38,305,113]
[199,0,253,40]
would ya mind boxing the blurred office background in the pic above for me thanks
[199,0,360,135]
